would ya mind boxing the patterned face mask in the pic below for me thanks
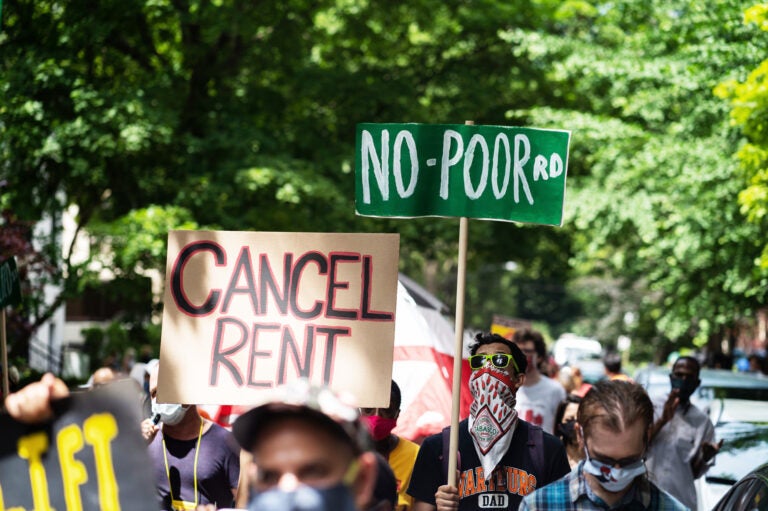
[582,445,646,492]
[468,366,519,478]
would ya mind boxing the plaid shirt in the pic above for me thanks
[519,462,690,511]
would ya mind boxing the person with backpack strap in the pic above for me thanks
[407,332,570,511]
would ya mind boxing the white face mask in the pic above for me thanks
[151,400,189,426]
[582,446,646,492]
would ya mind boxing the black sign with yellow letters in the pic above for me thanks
[0,379,159,510]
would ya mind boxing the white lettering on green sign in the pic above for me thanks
[355,123,569,225]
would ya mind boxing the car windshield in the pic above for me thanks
[706,422,768,484]
[704,385,768,401]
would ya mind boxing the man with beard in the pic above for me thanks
[407,332,570,511]
[520,380,687,511]
[645,356,722,510]
[141,363,241,510]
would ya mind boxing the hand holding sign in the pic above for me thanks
[0,379,159,511]
[355,122,571,491]
[4,373,69,423]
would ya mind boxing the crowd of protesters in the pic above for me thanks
[4,327,726,510]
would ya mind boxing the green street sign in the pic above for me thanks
[0,257,21,308]
[355,123,570,226]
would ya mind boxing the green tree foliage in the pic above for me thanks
[0,0,577,346]
[518,0,768,357]
[2,0,766,363]
[717,4,768,274]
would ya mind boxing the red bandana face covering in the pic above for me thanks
[468,367,519,479]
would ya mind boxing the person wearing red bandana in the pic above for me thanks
[361,380,420,511]
[408,332,570,511]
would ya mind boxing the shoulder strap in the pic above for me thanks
[525,422,545,480]
[440,426,460,484]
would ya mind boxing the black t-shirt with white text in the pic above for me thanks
[407,419,569,511]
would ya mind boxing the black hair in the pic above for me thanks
[468,332,527,375]
[554,394,583,428]
[372,453,398,508]
[603,352,623,374]
[554,394,582,443]
[673,355,701,376]
[390,380,402,411]
[511,328,547,360]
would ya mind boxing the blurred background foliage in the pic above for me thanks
[2,0,768,368]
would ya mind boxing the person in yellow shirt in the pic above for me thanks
[361,380,420,511]
[604,352,632,382]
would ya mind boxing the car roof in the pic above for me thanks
[635,365,768,423]
[635,366,768,388]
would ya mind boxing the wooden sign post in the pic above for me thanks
[355,121,571,485]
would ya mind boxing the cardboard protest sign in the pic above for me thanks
[0,257,21,309]
[158,230,400,408]
[0,380,158,511]
[355,123,571,225]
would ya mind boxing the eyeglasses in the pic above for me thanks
[584,442,645,468]
[468,353,519,372]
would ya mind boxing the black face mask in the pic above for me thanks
[556,419,577,445]
[670,376,698,402]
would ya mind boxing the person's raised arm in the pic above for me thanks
[649,390,679,442]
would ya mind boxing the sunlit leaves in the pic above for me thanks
[717,2,768,282]
[3,0,768,360]
[90,205,199,275]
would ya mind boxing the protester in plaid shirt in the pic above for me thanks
[519,380,689,510]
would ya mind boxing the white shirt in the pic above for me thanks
[646,394,715,510]
[515,375,566,434]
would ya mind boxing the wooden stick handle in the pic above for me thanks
[447,120,474,486]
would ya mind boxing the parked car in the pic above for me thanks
[552,334,606,384]
[710,460,768,510]
[552,333,603,366]
[633,366,768,418]
[697,417,768,510]
[634,365,768,510]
